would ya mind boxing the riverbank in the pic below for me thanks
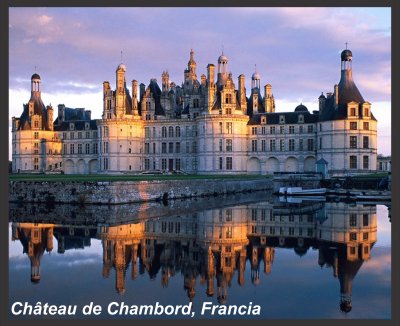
[9,177,273,205]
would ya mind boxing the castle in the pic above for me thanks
[11,48,377,175]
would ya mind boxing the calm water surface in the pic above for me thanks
[9,193,391,319]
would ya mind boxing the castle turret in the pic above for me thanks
[132,80,138,115]
[115,63,127,118]
[217,53,228,86]
[238,74,247,112]
[264,84,275,113]
[46,105,53,130]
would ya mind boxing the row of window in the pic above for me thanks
[144,126,199,138]
[350,121,370,130]
[63,143,98,155]
[251,139,315,152]
[350,155,370,169]
[144,142,197,154]
[142,158,198,171]
[350,136,369,149]
[251,225,314,237]
[62,131,97,140]
[251,125,314,135]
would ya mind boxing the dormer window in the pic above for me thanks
[298,114,304,123]
[364,108,369,117]
[261,116,266,124]
[70,123,74,130]
[279,115,285,124]
[85,122,90,130]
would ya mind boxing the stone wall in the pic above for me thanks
[9,190,274,225]
[9,178,273,205]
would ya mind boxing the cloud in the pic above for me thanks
[37,14,53,25]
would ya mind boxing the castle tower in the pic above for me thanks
[238,74,247,112]
[264,84,275,113]
[115,63,127,118]
[162,71,170,93]
[132,79,139,115]
[217,52,228,86]
[188,49,197,76]
[251,67,261,90]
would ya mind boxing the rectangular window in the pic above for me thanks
[319,137,322,149]
[350,155,357,169]
[289,139,295,151]
[252,127,257,135]
[168,142,174,153]
[186,142,190,154]
[219,139,223,152]
[299,125,303,134]
[219,122,223,134]
[226,139,233,152]
[299,139,303,151]
[289,126,295,134]
[363,232,369,240]
[70,144,75,154]
[363,136,369,149]
[63,144,67,154]
[261,139,266,151]
[86,131,90,139]
[350,122,357,130]
[176,158,181,170]
[93,143,98,154]
[78,132,82,139]
[363,122,369,130]
[349,214,357,227]
[307,139,314,151]
[262,126,266,135]
[270,126,276,134]
[153,143,156,153]
[270,139,276,151]
[363,214,369,226]
[103,142,108,153]
[144,159,150,170]
[175,142,180,153]
[70,132,75,140]
[144,143,150,154]
[280,126,284,134]
[226,122,233,134]
[350,136,357,149]
[280,139,285,151]
[162,127,167,138]
[34,132,39,139]
[350,232,357,241]
[252,140,257,152]
[226,157,233,170]
[162,142,167,154]
[85,143,90,154]
[363,156,369,169]
[144,127,150,138]
[308,125,313,133]
[63,132,67,140]
[78,143,82,154]
[161,158,167,170]
[219,157,223,170]
[192,141,197,153]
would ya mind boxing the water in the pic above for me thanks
[8,193,391,319]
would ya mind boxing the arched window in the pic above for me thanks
[175,126,181,137]
[168,126,174,138]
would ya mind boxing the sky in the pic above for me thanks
[8,7,392,158]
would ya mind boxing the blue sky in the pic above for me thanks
[8,7,391,157]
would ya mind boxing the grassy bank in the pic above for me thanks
[9,173,270,182]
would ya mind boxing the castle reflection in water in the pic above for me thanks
[10,196,380,314]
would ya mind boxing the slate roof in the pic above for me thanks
[248,111,319,125]
[247,88,265,116]
[16,93,50,131]
[54,120,97,131]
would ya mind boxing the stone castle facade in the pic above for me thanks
[11,48,377,175]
